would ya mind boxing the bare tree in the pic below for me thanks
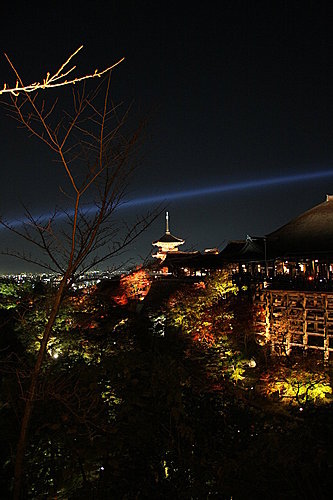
[0,50,157,498]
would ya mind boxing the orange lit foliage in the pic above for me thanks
[112,269,151,306]
[69,285,97,307]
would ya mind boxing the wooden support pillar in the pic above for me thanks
[266,291,272,347]
[302,293,308,352]
[285,291,292,356]
[324,294,329,363]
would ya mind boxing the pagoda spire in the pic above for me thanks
[152,212,184,260]
[166,211,170,234]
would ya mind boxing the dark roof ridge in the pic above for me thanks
[267,196,333,239]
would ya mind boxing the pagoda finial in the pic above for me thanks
[166,211,170,234]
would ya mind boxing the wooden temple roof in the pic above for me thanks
[267,195,333,259]
[219,195,333,263]
[219,238,265,262]
[156,196,333,271]
[163,251,224,270]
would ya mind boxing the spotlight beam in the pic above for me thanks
[2,169,333,229]
[123,169,333,207]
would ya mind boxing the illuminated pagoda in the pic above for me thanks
[152,212,185,261]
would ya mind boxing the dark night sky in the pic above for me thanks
[1,1,333,272]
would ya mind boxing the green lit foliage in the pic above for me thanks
[12,284,127,365]
[0,282,19,299]
[15,295,78,357]
[0,287,135,497]
[228,360,246,382]
[1,276,333,498]
[0,280,33,309]
[167,269,256,389]
[259,364,333,406]
[168,268,237,345]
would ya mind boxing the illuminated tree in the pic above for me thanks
[112,268,152,306]
[259,364,333,406]
[168,268,237,345]
[0,49,157,499]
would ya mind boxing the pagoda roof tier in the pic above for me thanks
[152,212,185,247]
[153,233,185,245]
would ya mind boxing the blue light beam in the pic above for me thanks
[2,169,333,229]
[123,169,333,207]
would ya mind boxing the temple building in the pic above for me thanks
[218,195,333,362]
[150,197,333,360]
[152,212,185,261]
[152,196,333,283]
[220,194,333,287]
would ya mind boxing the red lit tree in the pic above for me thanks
[112,268,151,306]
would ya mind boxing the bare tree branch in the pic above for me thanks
[0,46,124,96]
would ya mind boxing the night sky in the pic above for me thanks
[1,1,333,272]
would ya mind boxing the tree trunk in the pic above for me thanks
[13,276,68,500]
